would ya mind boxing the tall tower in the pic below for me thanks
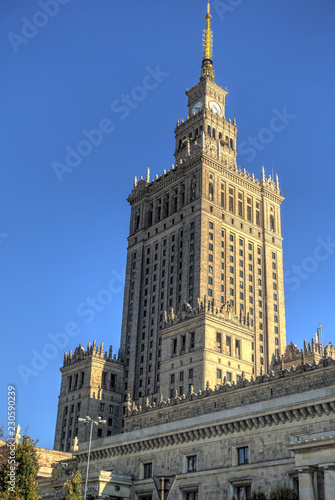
[120,3,286,403]
[53,341,124,451]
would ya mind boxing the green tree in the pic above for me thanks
[269,486,298,500]
[0,431,40,500]
[63,470,82,500]
[251,490,268,500]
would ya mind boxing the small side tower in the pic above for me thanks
[53,341,124,452]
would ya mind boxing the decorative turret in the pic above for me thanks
[62,340,120,366]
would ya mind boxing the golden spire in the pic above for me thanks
[201,2,214,80]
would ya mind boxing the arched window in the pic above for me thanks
[270,215,275,231]
[209,183,214,201]
[230,138,233,149]
[178,139,182,150]
[181,184,185,206]
[212,128,216,139]
[191,180,197,201]
[208,125,211,137]
[148,210,153,227]
[164,194,169,217]
[136,213,140,231]
[221,183,225,208]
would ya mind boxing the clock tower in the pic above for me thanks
[121,2,286,404]
[174,3,236,170]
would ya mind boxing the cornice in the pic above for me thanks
[75,393,335,464]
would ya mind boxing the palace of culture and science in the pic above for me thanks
[37,4,335,500]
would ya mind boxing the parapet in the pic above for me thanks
[125,356,335,421]
[275,338,335,370]
[63,340,123,367]
[162,297,252,330]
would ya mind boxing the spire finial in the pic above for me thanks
[201,2,214,80]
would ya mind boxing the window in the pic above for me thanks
[237,446,249,465]
[143,462,152,479]
[217,369,222,379]
[170,374,175,384]
[99,403,104,411]
[189,369,193,378]
[187,455,197,472]
[109,405,113,414]
[97,428,102,437]
[190,332,195,348]
[227,372,232,382]
[234,485,251,500]
[185,493,198,500]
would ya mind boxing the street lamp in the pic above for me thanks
[78,416,106,500]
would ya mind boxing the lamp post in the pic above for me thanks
[78,416,106,500]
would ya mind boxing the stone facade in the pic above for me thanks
[120,7,286,407]
[44,4,335,500]
[54,341,124,451]
[43,359,335,500]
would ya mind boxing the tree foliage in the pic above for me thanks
[251,490,268,500]
[0,431,40,500]
[63,470,82,500]
[269,486,299,500]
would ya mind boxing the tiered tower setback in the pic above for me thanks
[120,3,286,404]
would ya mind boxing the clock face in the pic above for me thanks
[192,101,203,115]
[209,100,221,115]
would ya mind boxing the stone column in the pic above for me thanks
[298,467,315,500]
[323,464,335,500]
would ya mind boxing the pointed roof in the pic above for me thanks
[201,2,214,80]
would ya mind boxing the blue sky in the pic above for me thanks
[1,0,335,449]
